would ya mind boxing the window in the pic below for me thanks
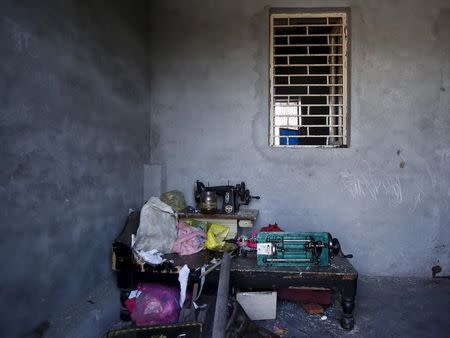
[269,11,349,147]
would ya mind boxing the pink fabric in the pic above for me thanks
[247,231,257,249]
[172,221,206,255]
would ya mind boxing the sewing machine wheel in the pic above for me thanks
[237,182,260,205]
[329,236,353,259]
[331,238,341,256]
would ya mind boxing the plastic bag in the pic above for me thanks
[160,190,186,212]
[205,223,229,250]
[134,197,178,253]
[125,283,180,326]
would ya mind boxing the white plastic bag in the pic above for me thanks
[133,197,178,254]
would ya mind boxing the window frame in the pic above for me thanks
[269,9,350,148]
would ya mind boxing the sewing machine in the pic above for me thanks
[257,232,346,267]
[195,180,260,214]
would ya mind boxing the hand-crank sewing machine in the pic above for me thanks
[257,232,351,267]
[195,180,260,214]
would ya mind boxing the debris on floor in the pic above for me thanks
[272,323,289,337]
[301,303,325,315]
[258,300,344,337]
[278,288,331,317]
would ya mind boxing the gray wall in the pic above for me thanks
[148,0,450,277]
[0,1,148,337]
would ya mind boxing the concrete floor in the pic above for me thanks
[57,276,450,338]
[41,278,120,338]
[258,276,450,338]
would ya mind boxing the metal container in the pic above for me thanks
[200,190,217,214]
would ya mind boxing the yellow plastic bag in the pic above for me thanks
[205,223,229,251]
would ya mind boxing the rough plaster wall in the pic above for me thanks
[148,0,450,277]
[0,1,148,337]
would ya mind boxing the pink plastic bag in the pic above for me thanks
[172,221,206,255]
[125,283,180,326]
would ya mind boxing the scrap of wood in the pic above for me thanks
[301,303,325,315]
[133,252,146,272]
[112,251,117,271]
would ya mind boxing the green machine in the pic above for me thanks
[257,231,344,267]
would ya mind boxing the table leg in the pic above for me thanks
[340,279,357,330]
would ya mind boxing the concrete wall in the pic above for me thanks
[0,1,148,337]
[148,0,450,277]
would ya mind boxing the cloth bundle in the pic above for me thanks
[172,221,206,255]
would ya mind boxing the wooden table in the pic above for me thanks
[166,251,357,330]
[113,212,357,330]
[232,254,357,330]
[178,209,259,221]
[114,248,357,330]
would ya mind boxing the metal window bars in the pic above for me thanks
[270,12,348,147]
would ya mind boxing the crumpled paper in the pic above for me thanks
[135,249,165,265]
